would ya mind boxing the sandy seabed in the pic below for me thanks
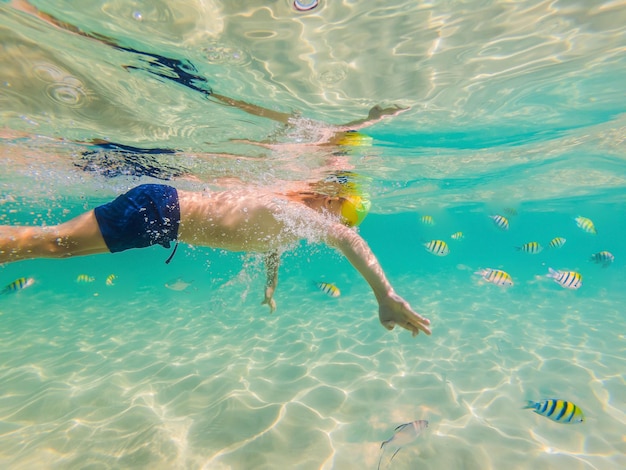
[0,259,624,470]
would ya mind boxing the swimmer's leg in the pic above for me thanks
[0,210,109,264]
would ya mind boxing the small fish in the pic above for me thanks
[548,237,567,249]
[424,239,450,256]
[165,278,193,291]
[76,274,95,283]
[524,399,584,424]
[575,216,597,235]
[590,251,614,267]
[503,207,518,216]
[378,420,428,470]
[490,214,509,231]
[546,268,582,289]
[516,241,543,254]
[450,231,464,240]
[105,274,117,286]
[475,268,513,287]
[420,215,435,225]
[1,277,35,294]
[316,282,340,298]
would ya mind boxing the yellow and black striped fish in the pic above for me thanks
[1,277,35,295]
[424,239,450,256]
[76,274,95,283]
[590,251,614,266]
[524,399,584,424]
[420,215,435,225]
[575,216,596,235]
[490,214,509,231]
[547,268,582,289]
[475,268,513,287]
[548,237,566,249]
[450,231,464,240]
[516,241,543,254]
[105,274,117,286]
[316,282,340,298]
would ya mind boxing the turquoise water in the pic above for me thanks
[2,1,626,469]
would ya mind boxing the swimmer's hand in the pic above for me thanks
[262,250,279,314]
[367,104,410,121]
[261,286,277,314]
[378,292,431,337]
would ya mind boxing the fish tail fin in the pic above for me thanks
[377,440,390,470]
[389,447,402,465]
[546,267,557,278]
[523,400,536,409]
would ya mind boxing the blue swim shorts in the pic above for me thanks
[94,184,180,253]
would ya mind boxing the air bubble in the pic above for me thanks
[46,83,87,108]
[202,42,250,65]
[294,0,319,11]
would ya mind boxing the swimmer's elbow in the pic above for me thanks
[326,224,363,251]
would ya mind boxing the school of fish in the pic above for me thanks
[418,212,614,293]
[393,209,611,465]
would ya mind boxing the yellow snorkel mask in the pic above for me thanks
[340,194,371,227]
[336,131,373,147]
[320,171,371,226]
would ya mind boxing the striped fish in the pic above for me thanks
[1,277,35,295]
[516,241,543,254]
[575,216,597,235]
[524,399,584,424]
[378,420,428,470]
[475,268,513,287]
[316,282,340,298]
[76,274,95,283]
[490,214,509,231]
[420,215,435,225]
[424,239,450,256]
[105,274,117,286]
[548,237,567,249]
[450,231,464,240]
[547,268,582,289]
[590,251,614,267]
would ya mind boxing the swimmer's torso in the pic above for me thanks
[177,189,315,252]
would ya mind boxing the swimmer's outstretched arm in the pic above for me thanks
[211,93,294,124]
[335,104,410,131]
[325,224,431,337]
[262,250,280,313]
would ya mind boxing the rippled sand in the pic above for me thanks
[0,246,624,470]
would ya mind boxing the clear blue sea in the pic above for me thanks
[1,1,625,469]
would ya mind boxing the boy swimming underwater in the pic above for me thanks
[0,179,431,338]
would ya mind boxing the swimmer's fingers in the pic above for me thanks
[368,104,411,120]
[261,297,276,314]
[262,286,277,313]
[379,293,432,337]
